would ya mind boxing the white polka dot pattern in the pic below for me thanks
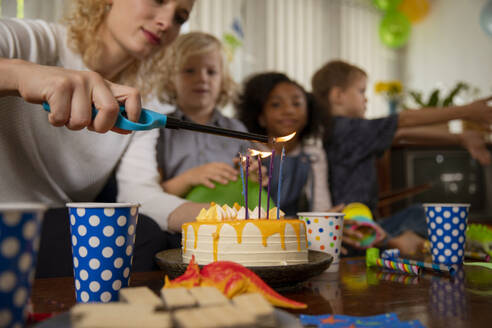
[0,209,44,327]
[430,269,466,317]
[424,204,469,265]
[67,205,138,303]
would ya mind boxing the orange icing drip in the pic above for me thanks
[182,220,305,256]
[212,223,224,262]
[193,223,199,249]
[231,222,247,244]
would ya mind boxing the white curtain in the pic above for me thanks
[0,0,66,22]
[187,0,401,117]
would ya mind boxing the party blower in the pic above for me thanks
[42,102,272,143]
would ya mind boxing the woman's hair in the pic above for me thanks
[156,31,236,108]
[64,0,176,100]
[311,60,366,110]
[236,72,324,141]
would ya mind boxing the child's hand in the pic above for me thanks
[326,204,345,212]
[247,159,269,187]
[464,95,492,127]
[341,226,364,254]
[460,130,492,165]
[340,220,387,254]
[371,222,388,246]
[184,162,238,189]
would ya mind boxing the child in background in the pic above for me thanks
[237,72,338,217]
[312,60,492,255]
[155,32,262,198]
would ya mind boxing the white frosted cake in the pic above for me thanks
[182,203,308,266]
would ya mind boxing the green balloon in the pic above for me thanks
[379,11,411,48]
[185,177,273,210]
[372,0,402,11]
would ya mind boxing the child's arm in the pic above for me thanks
[394,127,491,165]
[398,96,492,128]
[162,162,238,197]
[167,202,210,232]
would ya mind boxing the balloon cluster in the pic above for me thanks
[373,0,430,49]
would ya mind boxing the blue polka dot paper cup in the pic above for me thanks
[423,203,470,265]
[66,203,139,303]
[0,203,47,328]
[297,212,345,272]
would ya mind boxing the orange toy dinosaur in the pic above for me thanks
[164,256,307,309]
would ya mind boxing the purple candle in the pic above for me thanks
[266,149,275,219]
[238,153,246,207]
[245,154,250,219]
[257,155,262,218]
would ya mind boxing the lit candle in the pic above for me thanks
[257,155,262,218]
[238,153,246,207]
[266,149,275,220]
[245,153,250,219]
[277,146,285,219]
[272,132,296,218]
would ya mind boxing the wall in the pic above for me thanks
[403,0,492,104]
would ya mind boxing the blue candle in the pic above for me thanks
[245,154,250,219]
[238,153,246,207]
[277,146,285,219]
[266,149,275,220]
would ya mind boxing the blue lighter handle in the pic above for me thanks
[41,101,168,131]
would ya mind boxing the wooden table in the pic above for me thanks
[31,258,492,328]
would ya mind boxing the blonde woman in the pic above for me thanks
[0,0,198,275]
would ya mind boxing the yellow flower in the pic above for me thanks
[388,81,402,95]
[374,80,403,96]
[374,82,387,94]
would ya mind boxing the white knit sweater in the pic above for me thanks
[0,18,185,230]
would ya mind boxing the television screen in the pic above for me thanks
[391,147,492,222]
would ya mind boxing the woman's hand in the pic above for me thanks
[6,59,142,133]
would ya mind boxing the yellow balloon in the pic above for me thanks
[398,0,430,23]
[342,202,373,221]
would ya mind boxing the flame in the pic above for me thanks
[249,149,261,157]
[274,132,296,143]
[248,149,272,159]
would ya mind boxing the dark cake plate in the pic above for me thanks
[155,249,333,289]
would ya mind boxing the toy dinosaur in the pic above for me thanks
[164,256,307,309]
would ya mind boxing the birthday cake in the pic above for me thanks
[182,203,308,266]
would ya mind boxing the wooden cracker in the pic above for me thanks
[188,286,229,307]
[119,286,163,307]
[232,293,276,327]
[73,312,172,328]
[161,287,196,309]
[173,305,257,328]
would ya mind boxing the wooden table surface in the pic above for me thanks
[31,257,492,328]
